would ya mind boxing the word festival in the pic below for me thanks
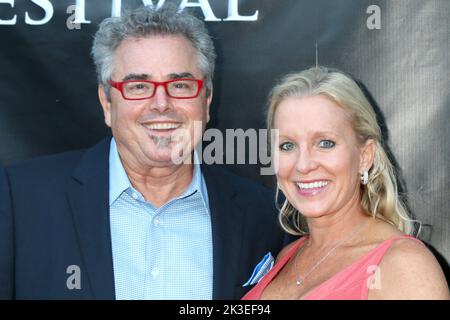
[0,0,259,26]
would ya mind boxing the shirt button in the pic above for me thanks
[151,267,160,278]
[132,192,139,200]
[153,217,161,226]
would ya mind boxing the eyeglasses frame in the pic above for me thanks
[107,78,205,100]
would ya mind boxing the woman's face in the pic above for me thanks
[273,95,374,219]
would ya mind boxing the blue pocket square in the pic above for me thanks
[242,252,274,287]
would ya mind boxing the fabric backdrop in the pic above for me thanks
[1,0,449,278]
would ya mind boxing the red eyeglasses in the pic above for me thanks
[108,78,204,100]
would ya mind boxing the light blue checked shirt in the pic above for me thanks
[108,139,213,300]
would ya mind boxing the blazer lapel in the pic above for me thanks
[202,165,245,300]
[66,138,115,299]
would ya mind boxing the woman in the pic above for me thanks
[242,67,449,300]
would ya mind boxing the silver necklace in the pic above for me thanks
[294,220,368,287]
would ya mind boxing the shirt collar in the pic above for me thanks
[109,138,133,206]
[178,151,210,211]
[109,138,209,211]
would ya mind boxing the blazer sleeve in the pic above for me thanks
[0,167,14,299]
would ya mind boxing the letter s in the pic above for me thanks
[25,0,54,25]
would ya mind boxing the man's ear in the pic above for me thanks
[360,139,376,173]
[98,85,112,127]
[205,88,213,123]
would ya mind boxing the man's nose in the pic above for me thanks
[150,84,171,112]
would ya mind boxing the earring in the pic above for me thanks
[360,171,369,185]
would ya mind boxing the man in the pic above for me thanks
[0,6,286,299]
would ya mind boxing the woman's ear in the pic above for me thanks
[360,139,376,173]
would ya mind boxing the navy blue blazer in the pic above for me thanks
[0,138,287,299]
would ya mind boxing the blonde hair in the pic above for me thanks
[268,66,416,236]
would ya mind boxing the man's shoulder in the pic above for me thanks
[1,149,88,206]
[8,151,78,180]
[8,149,84,173]
[5,138,110,183]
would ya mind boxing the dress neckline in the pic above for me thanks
[279,234,415,300]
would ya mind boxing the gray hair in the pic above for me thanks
[91,5,216,96]
[268,66,417,236]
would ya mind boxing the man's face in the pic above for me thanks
[99,35,212,169]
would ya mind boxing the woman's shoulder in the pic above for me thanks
[368,219,432,260]
[381,235,435,270]
[368,223,449,299]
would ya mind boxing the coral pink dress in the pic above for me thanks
[242,235,422,300]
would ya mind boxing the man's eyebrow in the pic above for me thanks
[122,73,150,81]
[121,72,196,81]
[168,72,195,79]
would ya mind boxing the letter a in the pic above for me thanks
[66,265,81,290]
[366,5,381,30]
[179,0,220,21]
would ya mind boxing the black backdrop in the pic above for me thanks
[1,0,449,277]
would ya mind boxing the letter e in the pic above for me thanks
[0,0,17,25]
